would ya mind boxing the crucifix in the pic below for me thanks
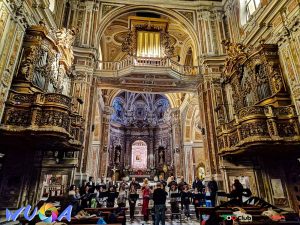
[112,165,118,181]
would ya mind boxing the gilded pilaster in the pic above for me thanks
[0,1,27,121]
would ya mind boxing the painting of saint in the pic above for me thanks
[136,154,141,161]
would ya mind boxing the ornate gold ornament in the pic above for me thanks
[121,16,175,58]
[216,41,300,155]
[0,22,83,151]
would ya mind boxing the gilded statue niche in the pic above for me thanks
[216,41,300,155]
[222,41,289,114]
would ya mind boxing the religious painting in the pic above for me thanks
[271,179,285,198]
[131,140,147,170]
[41,174,68,197]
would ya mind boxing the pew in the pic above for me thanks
[84,207,128,214]
[197,206,300,224]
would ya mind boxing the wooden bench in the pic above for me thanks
[84,207,127,225]
[84,207,128,214]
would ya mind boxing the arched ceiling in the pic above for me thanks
[101,88,186,109]
[100,11,196,64]
[111,91,170,127]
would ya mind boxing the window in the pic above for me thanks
[240,0,261,25]
[49,0,55,12]
[246,0,260,20]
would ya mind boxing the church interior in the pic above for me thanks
[1,0,300,224]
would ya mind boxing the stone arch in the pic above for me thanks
[107,89,178,109]
[96,5,200,64]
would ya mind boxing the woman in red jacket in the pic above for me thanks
[141,178,151,222]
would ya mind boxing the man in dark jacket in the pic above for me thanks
[153,183,168,225]
[129,177,141,190]
[207,177,218,207]
[228,179,244,205]
[192,176,204,192]
[87,176,95,193]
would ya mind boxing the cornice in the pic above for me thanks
[99,0,223,10]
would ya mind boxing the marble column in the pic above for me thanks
[183,144,193,184]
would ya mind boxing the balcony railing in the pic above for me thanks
[1,91,84,150]
[217,105,300,155]
[96,57,201,77]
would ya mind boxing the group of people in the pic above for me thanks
[66,175,250,225]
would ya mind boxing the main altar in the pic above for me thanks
[106,91,180,181]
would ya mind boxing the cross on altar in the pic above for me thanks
[112,166,118,175]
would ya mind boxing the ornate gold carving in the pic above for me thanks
[0,23,83,150]
[217,105,300,155]
[221,41,290,115]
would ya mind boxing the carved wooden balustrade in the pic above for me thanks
[96,56,201,77]
[0,90,84,150]
[217,105,300,155]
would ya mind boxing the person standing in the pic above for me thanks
[81,186,91,209]
[167,176,177,189]
[153,183,168,225]
[228,179,244,205]
[181,186,191,220]
[141,179,151,222]
[159,175,167,189]
[107,186,117,207]
[177,176,187,192]
[207,177,218,207]
[117,184,127,208]
[129,177,141,190]
[169,184,179,220]
[192,176,204,193]
[87,177,95,193]
[128,185,138,222]
[192,188,202,220]
[80,181,87,196]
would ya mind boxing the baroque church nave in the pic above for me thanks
[1,0,300,224]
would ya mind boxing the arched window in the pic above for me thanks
[49,0,55,12]
[240,0,261,25]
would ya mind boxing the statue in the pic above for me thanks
[159,150,164,164]
[115,147,120,164]
[256,64,271,100]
